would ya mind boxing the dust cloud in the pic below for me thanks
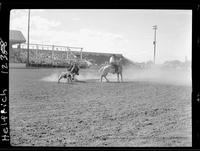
[41,73,60,82]
[122,64,191,86]
[40,69,100,83]
[40,65,191,86]
[76,69,100,82]
[77,65,191,86]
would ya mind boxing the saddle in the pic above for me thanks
[111,64,118,73]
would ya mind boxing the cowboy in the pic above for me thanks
[71,61,79,74]
[109,54,118,73]
[70,61,80,80]
[67,61,72,71]
[67,61,77,73]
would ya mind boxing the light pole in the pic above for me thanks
[152,25,157,64]
[27,9,30,66]
[80,48,83,60]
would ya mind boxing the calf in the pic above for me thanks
[58,71,74,83]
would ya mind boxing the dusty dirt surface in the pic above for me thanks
[9,67,191,147]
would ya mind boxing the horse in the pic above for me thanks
[99,59,123,82]
[58,64,80,83]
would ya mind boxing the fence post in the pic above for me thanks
[67,47,69,60]
[36,44,40,63]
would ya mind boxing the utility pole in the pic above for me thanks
[52,45,54,66]
[27,9,30,66]
[152,25,157,64]
[80,48,83,60]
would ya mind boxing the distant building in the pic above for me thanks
[163,60,191,70]
[9,30,26,49]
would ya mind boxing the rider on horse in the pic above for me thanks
[109,54,118,73]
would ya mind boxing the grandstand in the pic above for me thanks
[9,30,128,68]
[9,43,125,68]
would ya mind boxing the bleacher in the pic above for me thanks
[9,30,128,68]
[9,43,128,68]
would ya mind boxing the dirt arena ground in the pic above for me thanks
[9,66,192,147]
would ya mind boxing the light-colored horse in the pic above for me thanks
[99,60,123,82]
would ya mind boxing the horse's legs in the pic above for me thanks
[104,75,109,82]
[117,73,119,82]
[72,74,75,81]
[101,73,107,82]
[101,74,109,82]
[58,75,62,83]
[100,75,103,82]
[70,75,73,83]
[120,73,123,82]
[68,74,73,83]
[102,73,109,82]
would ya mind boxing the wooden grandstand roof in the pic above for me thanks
[9,30,26,45]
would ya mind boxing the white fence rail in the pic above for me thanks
[12,43,83,60]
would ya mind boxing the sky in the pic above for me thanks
[10,9,192,64]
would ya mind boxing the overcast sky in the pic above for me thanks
[10,9,192,64]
